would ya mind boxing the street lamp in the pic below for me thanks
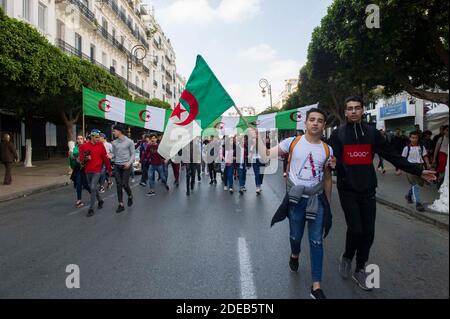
[127,44,147,89]
[259,78,273,108]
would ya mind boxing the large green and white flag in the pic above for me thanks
[83,87,170,132]
[158,55,235,159]
[274,104,318,131]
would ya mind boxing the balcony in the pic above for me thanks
[65,0,95,23]
[152,58,158,66]
[165,70,173,81]
[103,0,149,49]
[57,38,149,99]
[165,86,173,96]
[165,55,172,65]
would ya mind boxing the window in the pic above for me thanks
[121,66,125,77]
[102,17,108,37]
[136,76,139,86]
[75,33,82,55]
[56,20,65,40]
[112,28,116,43]
[45,123,57,147]
[102,52,107,66]
[23,0,30,21]
[90,44,95,62]
[112,59,117,69]
[38,2,47,32]
[142,80,144,90]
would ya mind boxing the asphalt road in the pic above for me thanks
[0,164,448,299]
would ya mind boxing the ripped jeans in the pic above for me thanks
[288,197,324,282]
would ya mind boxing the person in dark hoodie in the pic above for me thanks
[329,96,436,291]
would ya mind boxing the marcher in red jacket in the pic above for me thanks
[79,129,112,217]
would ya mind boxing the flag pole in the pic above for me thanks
[232,105,255,130]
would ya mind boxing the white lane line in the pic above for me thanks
[67,183,140,216]
[238,237,257,299]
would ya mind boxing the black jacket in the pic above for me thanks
[329,123,424,194]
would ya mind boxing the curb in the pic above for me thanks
[376,196,449,231]
[0,182,70,203]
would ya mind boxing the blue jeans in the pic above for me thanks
[288,197,324,282]
[225,165,234,189]
[75,169,90,201]
[238,165,247,188]
[148,165,167,190]
[252,159,264,187]
[408,185,422,205]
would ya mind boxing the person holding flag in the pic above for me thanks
[157,55,236,162]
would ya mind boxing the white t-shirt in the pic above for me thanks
[104,142,113,155]
[279,137,333,187]
[402,145,427,163]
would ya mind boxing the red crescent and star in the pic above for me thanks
[139,110,151,122]
[290,111,302,122]
[98,99,111,113]
[170,90,199,126]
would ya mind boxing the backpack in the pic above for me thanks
[406,144,425,160]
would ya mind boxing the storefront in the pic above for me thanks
[377,100,420,135]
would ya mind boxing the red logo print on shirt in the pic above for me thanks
[343,144,373,165]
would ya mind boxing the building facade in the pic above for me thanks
[0,0,185,160]
[273,79,299,110]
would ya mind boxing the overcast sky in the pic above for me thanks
[145,0,333,113]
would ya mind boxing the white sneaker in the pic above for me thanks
[229,188,234,193]
[256,187,261,194]
[224,186,228,191]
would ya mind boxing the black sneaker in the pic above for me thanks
[127,197,133,207]
[165,184,170,191]
[209,180,214,185]
[416,203,425,212]
[87,209,94,217]
[146,191,156,196]
[186,190,190,196]
[405,194,413,204]
[213,180,217,185]
[239,187,244,195]
[289,256,299,272]
[98,200,104,209]
[116,205,125,214]
[310,287,327,299]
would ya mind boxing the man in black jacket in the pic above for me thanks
[329,96,436,291]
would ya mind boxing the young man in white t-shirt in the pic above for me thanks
[402,131,430,212]
[250,108,334,299]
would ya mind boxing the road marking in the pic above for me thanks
[67,183,140,216]
[238,237,257,299]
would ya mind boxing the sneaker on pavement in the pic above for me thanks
[229,188,234,194]
[289,256,299,272]
[224,186,228,191]
[339,254,352,279]
[139,182,147,187]
[99,186,105,193]
[256,187,261,195]
[127,197,133,207]
[98,200,104,209]
[310,287,327,299]
[146,191,156,196]
[87,209,95,217]
[405,195,413,204]
[416,203,425,212]
[239,187,244,195]
[116,205,125,214]
[165,184,170,191]
[352,270,373,291]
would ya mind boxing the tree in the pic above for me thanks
[0,8,67,166]
[315,0,449,106]
[133,97,172,110]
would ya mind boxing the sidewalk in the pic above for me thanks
[0,158,71,202]
[373,162,448,229]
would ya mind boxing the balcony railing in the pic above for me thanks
[57,38,149,99]
[103,0,149,49]
[67,0,95,23]
[95,25,149,75]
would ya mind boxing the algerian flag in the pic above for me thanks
[275,104,318,131]
[158,55,235,159]
[82,87,170,132]
[257,113,276,130]
[125,101,169,132]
